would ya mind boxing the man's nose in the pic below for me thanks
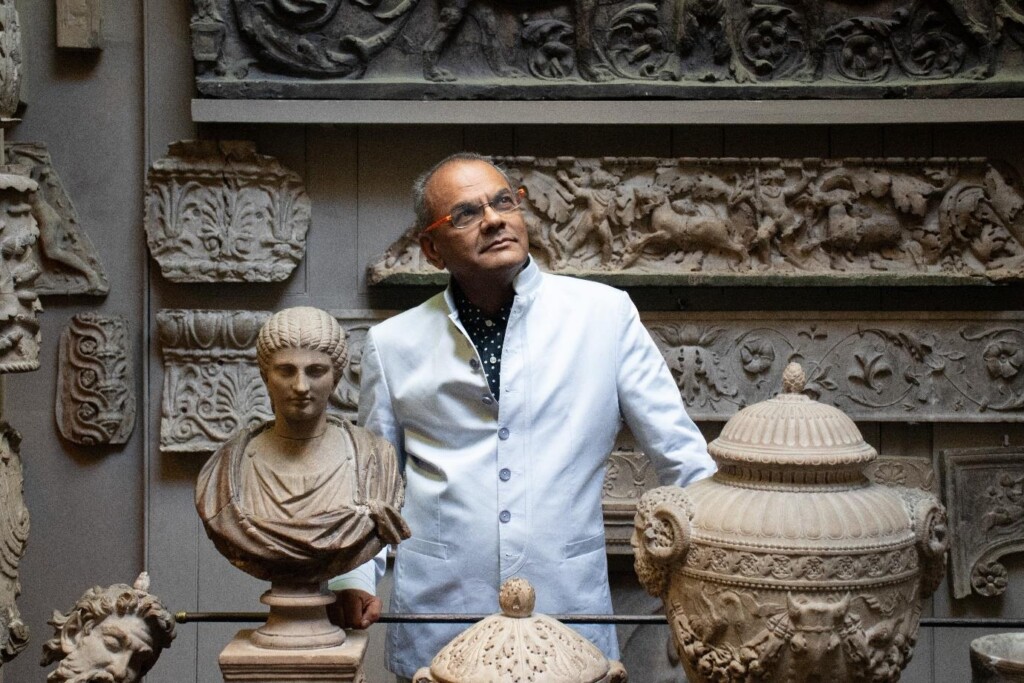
[479,204,505,232]
[107,652,134,679]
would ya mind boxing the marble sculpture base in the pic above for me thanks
[219,629,367,683]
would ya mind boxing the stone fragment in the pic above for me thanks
[145,141,311,283]
[865,455,939,495]
[6,143,109,296]
[371,156,1024,286]
[0,171,41,374]
[56,0,102,50]
[941,446,1024,598]
[0,423,29,669]
[56,313,135,445]
[0,0,22,119]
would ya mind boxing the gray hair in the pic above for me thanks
[412,153,513,231]
[256,307,348,380]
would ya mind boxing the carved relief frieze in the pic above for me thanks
[643,311,1024,423]
[193,0,1024,98]
[865,455,939,495]
[0,0,22,119]
[0,423,30,667]
[158,309,391,452]
[603,435,660,555]
[56,314,135,445]
[0,171,41,374]
[371,156,1024,286]
[941,445,1024,598]
[6,144,109,296]
[145,141,311,283]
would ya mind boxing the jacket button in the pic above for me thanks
[499,468,511,481]
[498,427,510,440]
[482,396,493,405]
[499,510,511,523]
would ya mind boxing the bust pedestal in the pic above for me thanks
[219,629,367,683]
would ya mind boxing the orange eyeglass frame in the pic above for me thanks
[421,187,527,234]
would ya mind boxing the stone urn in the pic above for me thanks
[972,634,1024,682]
[413,577,628,683]
[633,363,948,683]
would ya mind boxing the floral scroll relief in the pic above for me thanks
[0,424,29,667]
[157,309,391,453]
[0,172,41,374]
[145,141,311,283]
[370,156,1024,286]
[56,314,135,445]
[643,311,1024,423]
[941,446,1024,598]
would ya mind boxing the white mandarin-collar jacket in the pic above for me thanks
[357,258,715,677]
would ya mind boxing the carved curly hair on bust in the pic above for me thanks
[41,573,175,683]
[633,486,694,598]
[256,306,348,381]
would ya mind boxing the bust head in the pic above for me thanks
[256,307,348,383]
[41,573,175,683]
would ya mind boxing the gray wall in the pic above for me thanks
[2,0,1024,681]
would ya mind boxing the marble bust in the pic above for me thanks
[195,306,409,648]
[40,573,175,683]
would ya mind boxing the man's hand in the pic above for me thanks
[330,589,381,630]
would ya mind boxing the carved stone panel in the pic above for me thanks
[643,311,1024,423]
[603,434,660,556]
[56,0,102,50]
[192,0,1024,98]
[56,314,135,445]
[864,455,939,495]
[158,309,390,452]
[6,144,109,296]
[0,0,22,119]
[0,171,41,374]
[941,446,1024,598]
[372,156,1024,286]
[145,141,311,283]
[0,423,30,667]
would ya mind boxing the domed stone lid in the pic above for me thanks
[424,578,616,683]
[709,363,876,469]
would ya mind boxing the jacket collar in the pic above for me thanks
[443,257,540,316]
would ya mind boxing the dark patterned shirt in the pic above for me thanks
[453,285,513,400]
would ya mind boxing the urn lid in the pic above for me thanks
[709,363,876,469]
[424,578,623,683]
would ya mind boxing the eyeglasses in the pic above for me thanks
[422,187,526,233]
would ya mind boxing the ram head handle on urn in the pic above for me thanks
[632,486,694,597]
[898,487,950,598]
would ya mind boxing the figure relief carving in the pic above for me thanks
[145,141,311,283]
[41,573,175,683]
[5,144,109,296]
[0,170,42,374]
[0,423,29,669]
[193,0,1024,96]
[371,156,1024,286]
[57,314,135,445]
[634,364,946,682]
[158,309,390,453]
[941,445,1024,598]
[0,0,22,119]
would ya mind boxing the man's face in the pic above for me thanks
[52,615,157,683]
[418,160,529,282]
[263,347,337,426]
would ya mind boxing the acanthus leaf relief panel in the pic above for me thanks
[6,143,109,297]
[56,313,135,445]
[145,141,311,283]
[371,156,1024,286]
[191,0,1024,98]
[941,445,1024,598]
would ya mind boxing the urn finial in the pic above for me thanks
[499,577,535,618]
[782,362,806,394]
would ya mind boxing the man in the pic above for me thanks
[333,153,715,679]
[40,573,175,683]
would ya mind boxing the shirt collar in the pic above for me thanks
[444,257,539,315]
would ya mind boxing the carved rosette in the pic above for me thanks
[145,141,311,283]
[0,172,41,374]
[0,0,22,119]
[414,578,627,682]
[57,314,135,445]
[0,423,30,666]
[371,156,1024,286]
[634,364,947,682]
[941,446,1024,598]
[5,143,109,296]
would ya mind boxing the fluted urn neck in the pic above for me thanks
[709,363,876,480]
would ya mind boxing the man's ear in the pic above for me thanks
[419,233,445,270]
[59,612,85,653]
